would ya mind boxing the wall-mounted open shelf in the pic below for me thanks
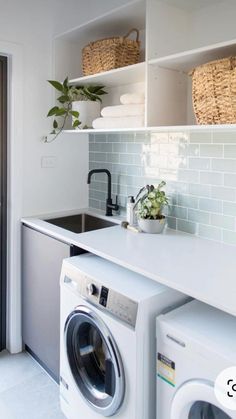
[149,39,236,73]
[64,123,236,135]
[54,0,236,132]
[69,62,145,87]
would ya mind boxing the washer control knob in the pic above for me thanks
[86,283,97,296]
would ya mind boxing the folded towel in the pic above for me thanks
[92,116,144,129]
[101,104,144,118]
[120,93,145,105]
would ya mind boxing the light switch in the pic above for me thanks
[41,156,57,168]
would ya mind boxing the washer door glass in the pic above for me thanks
[65,306,125,417]
[170,380,233,419]
[189,401,231,418]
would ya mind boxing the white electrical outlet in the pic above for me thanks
[41,156,57,169]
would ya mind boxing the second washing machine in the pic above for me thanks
[60,253,187,419]
[156,300,236,419]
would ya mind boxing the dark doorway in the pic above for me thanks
[0,56,7,351]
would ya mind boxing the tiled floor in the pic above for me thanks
[0,350,66,419]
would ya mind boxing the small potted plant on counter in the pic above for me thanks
[45,77,107,142]
[135,181,169,234]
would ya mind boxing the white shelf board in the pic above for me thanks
[146,124,236,132]
[69,62,145,87]
[149,39,236,73]
[64,127,146,134]
[64,124,236,135]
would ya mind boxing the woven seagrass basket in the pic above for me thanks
[190,56,236,124]
[82,28,140,76]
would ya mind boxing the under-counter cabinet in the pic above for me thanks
[22,225,71,382]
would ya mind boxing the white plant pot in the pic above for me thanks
[138,217,166,234]
[72,101,101,128]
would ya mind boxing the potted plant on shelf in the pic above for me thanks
[134,181,169,234]
[44,77,107,142]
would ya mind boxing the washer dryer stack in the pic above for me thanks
[60,253,187,419]
[156,300,236,419]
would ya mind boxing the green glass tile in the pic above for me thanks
[199,198,222,213]
[198,224,221,241]
[200,144,223,157]
[210,214,235,230]
[177,219,197,234]
[188,209,210,224]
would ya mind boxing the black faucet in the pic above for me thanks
[87,169,119,216]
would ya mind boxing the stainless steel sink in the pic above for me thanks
[44,213,116,233]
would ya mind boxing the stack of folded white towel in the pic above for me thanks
[92,93,145,129]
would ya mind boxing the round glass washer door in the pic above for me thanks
[171,380,234,419]
[64,305,125,417]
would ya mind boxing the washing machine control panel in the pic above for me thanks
[99,286,109,307]
[86,283,97,296]
[81,276,138,328]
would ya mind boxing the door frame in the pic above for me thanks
[0,41,23,353]
[0,55,7,351]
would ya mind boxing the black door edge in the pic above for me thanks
[0,56,7,351]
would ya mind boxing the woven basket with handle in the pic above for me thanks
[190,57,236,124]
[82,28,140,76]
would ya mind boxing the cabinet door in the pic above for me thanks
[22,225,70,382]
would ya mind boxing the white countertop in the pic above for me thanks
[22,209,236,317]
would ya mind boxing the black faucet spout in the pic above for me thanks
[87,169,119,216]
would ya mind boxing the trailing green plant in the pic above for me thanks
[134,181,169,219]
[44,77,107,142]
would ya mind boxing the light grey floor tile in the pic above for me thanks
[0,350,41,392]
[0,351,66,419]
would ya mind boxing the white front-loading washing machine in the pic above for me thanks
[156,299,236,419]
[60,253,187,419]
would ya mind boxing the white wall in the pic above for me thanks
[0,0,133,217]
[0,0,89,217]
[53,0,130,36]
[0,0,130,352]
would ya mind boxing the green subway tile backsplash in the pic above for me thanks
[212,130,236,143]
[212,158,236,172]
[200,144,223,157]
[198,224,222,241]
[200,171,223,185]
[224,173,236,187]
[89,130,236,246]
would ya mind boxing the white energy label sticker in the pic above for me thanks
[157,353,175,387]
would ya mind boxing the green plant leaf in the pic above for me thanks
[46,78,108,141]
[50,129,56,135]
[55,108,67,116]
[87,85,106,93]
[83,87,94,98]
[94,89,107,95]
[47,106,59,117]
[69,110,80,118]
[93,96,102,103]
[53,119,58,129]
[73,119,81,128]
[63,77,69,88]
[86,85,97,93]
[57,95,70,103]
[135,182,168,219]
[48,80,64,92]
